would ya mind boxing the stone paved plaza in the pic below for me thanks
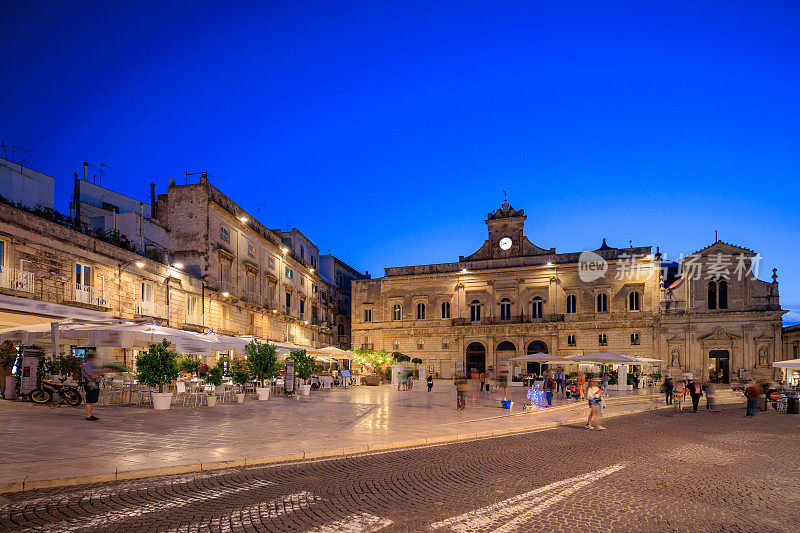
[0,383,669,491]
[1,403,796,532]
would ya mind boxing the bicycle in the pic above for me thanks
[29,377,83,407]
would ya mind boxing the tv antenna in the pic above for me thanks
[286,220,291,231]
[503,189,508,203]
[9,145,32,165]
[255,202,266,217]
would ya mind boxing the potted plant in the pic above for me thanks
[245,340,277,400]
[291,349,315,395]
[178,354,201,376]
[411,357,423,379]
[232,369,249,403]
[205,365,224,406]
[135,340,179,410]
[0,340,17,399]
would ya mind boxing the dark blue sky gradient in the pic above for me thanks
[2,1,799,323]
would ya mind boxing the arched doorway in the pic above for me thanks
[466,342,486,379]
[496,341,516,376]
[526,340,549,375]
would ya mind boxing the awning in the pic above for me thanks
[571,352,645,364]
[773,358,800,369]
[0,293,112,328]
[510,352,557,361]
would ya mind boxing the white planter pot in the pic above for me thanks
[300,384,311,396]
[235,392,245,403]
[206,395,217,407]
[152,392,173,410]
[4,376,18,399]
[626,384,633,390]
[256,387,271,401]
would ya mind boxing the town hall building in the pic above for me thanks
[352,203,784,382]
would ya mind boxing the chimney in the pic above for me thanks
[150,183,157,218]
[83,162,88,181]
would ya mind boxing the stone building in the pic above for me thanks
[153,176,359,348]
[0,199,204,366]
[352,203,785,382]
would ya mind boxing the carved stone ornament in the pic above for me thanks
[758,347,769,366]
[670,348,681,367]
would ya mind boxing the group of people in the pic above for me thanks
[662,376,716,413]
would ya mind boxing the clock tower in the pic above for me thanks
[486,203,526,258]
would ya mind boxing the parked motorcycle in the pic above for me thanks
[29,377,83,406]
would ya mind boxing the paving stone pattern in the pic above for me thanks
[2,404,797,532]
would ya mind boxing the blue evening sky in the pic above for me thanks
[2,1,798,323]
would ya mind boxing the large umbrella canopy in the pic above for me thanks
[316,346,352,359]
[571,352,644,364]
[199,331,249,355]
[273,341,311,355]
[545,360,582,365]
[773,358,800,369]
[511,352,557,361]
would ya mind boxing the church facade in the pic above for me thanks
[351,203,784,382]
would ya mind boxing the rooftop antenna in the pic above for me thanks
[1,141,8,160]
[286,220,291,231]
[12,145,32,165]
[503,189,508,203]
[255,202,266,217]
[715,230,718,242]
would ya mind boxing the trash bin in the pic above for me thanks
[786,393,799,415]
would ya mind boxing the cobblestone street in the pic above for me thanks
[2,403,797,532]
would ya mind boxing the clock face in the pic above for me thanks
[499,237,513,250]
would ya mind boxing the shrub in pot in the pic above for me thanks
[205,365,224,405]
[291,349,315,395]
[245,340,277,400]
[178,354,201,375]
[136,340,179,410]
[232,369,249,403]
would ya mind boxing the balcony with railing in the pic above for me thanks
[361,343,374,350]
[185,308,204,326]
[451,314,564,326]
[247,326,263,337]
[67,283,112,308]
[0,266,34,293]
[218,280,238,297]
[136,300,169,319]
[245,291,261,306]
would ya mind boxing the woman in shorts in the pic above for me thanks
[585,379,606,430]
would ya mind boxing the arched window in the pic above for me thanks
[628,291,640,311]
[500,298,511,321]
[707,281,717,310]
[441,301,450,319]
[470,300,481,322]
[416,302,426,320]
[596,293,608,313]
[566,294,577,314]
[442,338,449,350]
[417,339,424,349]
[718,280,728,309]
[392,304,401,321]
[531,297,543,319]
[392,339,399,350]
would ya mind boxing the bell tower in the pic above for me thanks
[486,203,526,258]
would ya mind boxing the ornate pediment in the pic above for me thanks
[488,203,525,220]
[697,326,741,343]
[692,240,756,257]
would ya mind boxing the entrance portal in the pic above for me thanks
[708,350,730,384]
[465,342,486,380]
[526,340,549,375]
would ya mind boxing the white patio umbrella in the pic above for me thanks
[571,352,644,364]
[510,352,557,361]
[316,346,352,359]
[773,358,800,369]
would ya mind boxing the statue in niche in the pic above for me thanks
[670,348,680,367]
[758,347,768,366]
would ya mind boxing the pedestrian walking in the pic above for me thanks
[479,372,486,394]
[601,373,610,393]
[744,380,761,417]
[687,379,703,412]
[80,353,106,421]
[407,372,414,391]
[555,367,566,395]
[672,379,686,412]
[585,378,606,430]
[702,381,716,411]
[454,372,468,411]
[427,374,433,394]
[663,377,674,405]
[545,374,556,407]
